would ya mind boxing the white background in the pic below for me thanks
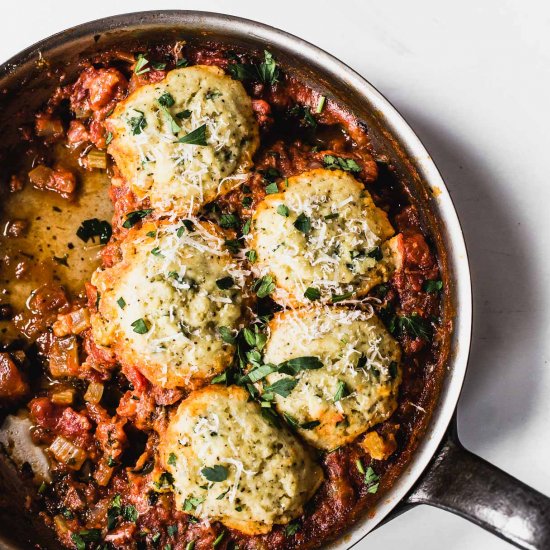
[2,1,549,549]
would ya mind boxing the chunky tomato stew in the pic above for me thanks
[0,41,450,550]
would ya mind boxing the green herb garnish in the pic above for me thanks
[216,276,234,290]
[122,209,153,229]
[76,218,112,244]
[293,213,311,234]
[323,154,361,173]
[304,287,321,301]
[131,318,149,334]
[423,279,443,293]
[201,465,229,482]
[177,124,207,145]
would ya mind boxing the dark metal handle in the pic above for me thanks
[404,426,550,549]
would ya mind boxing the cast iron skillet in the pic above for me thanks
[0,11,548,550]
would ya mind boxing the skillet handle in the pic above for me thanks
[404,425,550,550]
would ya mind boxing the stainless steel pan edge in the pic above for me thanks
[0,10,546,550]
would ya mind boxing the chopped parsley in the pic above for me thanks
[257,50,279,84]
[219,326,236,344]
[158,92,175,107]
[178,124,207,145]
[293,212,311,234]
[122,209,153,229]
[134,54,150,75]
[183,496,205,512]
[365,466,380,493]
[201,465,229,482]
[151,247,163,256]
[265,181,279,194]
[117,297,126,309]
[263,377,297,398]
[277,204,289,217]
[246,249,257,263]
[167,453,177,466]
[324,212,339,220]
[211,371,228,385]
[105,131,113,145]
[152,61,167,70]
[219,213,239,229]
[331,291,354,303]
[176,109,192,119]
[423,279,443,293]
[304,287,321,301]
[333,380,348,402]
[397,313,432,340]
[76,218,112,244]
[285,521,301,536]
[176,57,189,67]
[228,50,279,85]
[185,541,196,550]
[224,239,241,254]
[122,504,138,523]
[131,318,149,334]
[277,356,323,375]
[323,154,361,173]
[367,246,383,261]
[242,219,251,235]
[216,276,234,290]
[254,275,275,298]
[128,110,147,135]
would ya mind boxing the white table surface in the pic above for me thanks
[2,1,549,549]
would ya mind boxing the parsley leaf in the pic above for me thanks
[333,380,349,402]
[323,154,361,173]
[254,275,276,298]
[178,124,207,145]
[423,279,443,293]
[265,181,279,194]
[76,218,112,244]
[293,213,311,234]
[158,92,175,107]
[304,287,321,301]
[218,326,236,344]
[257,50,279,84]
[131,318,149,334]
[219,213,239,229]
[128,110,147,135]
[122,504,138,522]
[397,313,432,340]
[122,209,153,229]
[216,276,234,290]
[277,356,323,375]
[263,377,297,398]
[365,466,380,493]
[367,246,383,261]
[331,291,354,303]
[246,249,257,263]
[285,521,301,536]
[277,204,290,217]
[167,453,177,466]
[117,297,126,309]
[201,465,228,482]
[134,54,150,75]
